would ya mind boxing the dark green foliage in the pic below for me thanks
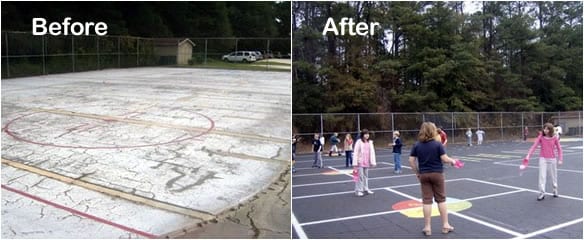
[293,1,582,113]
[1,1,290,38]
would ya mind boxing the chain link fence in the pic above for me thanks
[1,31,290,78]
[293,111,583,152]
[189,37,290,64]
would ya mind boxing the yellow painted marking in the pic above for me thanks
[1,158,215,221]
[398,199,472,218]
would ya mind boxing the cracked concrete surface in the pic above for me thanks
[168,167,291,239]
[2,67,291,238]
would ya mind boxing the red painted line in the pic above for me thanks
[1,184,158,238]
[2,111,215,149]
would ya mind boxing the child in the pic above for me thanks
[329,132,341,156]
[475,129,485,145]
[391,131,403,174]
[353,129,376,197]
[312,133,323,168]
[437,127,448,146]
[465,128,473,146]
[554,125,562,140]
[523,123,563,200]
[343,133,354,168]
[292,135,299,173]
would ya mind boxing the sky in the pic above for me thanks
[464,1,483,14]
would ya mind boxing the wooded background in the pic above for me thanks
[293,1,582,113]
[2,1,290,38]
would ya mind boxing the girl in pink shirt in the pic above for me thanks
[353,129,376,197]
[524,123,563,201]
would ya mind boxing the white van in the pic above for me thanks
[222,51,257,63]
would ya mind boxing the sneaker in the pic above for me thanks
[366,190,374,195]
[356,191,364,197]
[537,193,545,201]
[553,189,558,198]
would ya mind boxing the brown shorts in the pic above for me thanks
[419,172,446,204]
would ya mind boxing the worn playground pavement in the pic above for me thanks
[1,67,291,238]
[174,167,290,239]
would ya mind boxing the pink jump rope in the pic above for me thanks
[453,159,464,169]
[520,158,529,170]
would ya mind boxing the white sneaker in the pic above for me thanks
[553,189,558,198]
[366,190,374,195]
[356,191,364,197]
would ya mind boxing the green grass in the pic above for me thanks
[252,60,291,66]
[181,59,290,72]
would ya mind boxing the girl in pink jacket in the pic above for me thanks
[353,129,376,197]
[523,123,563,201]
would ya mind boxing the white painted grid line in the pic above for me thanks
[292,166,395,177]
[293,179,466,200]
[297,187,526,230]
[292,213,308,239]
[493,162,583,173]
[512,218,583,239]
[464,178,583,201]
[327,166,353,177]
[386,187,525,237]
[292,173,415,188]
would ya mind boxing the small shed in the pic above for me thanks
[550,112,582,136]
[153,38,196,65]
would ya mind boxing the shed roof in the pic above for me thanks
[153,38,196,47]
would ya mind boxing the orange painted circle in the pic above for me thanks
[392,198,472,218]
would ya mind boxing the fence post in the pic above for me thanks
[320,114,324,137]
[357,113,361,132]
[42,35,46,75]
[5,32,10,77]
[136,38,140,66]
[97,36,100,69]
[451,112,455,144]
[521,112,524,134]
[500,112,503,141]
[118,36,121,68]
[204,39,208,65]
[477,112,480,130]
[391,113,395,132]
[71,36,75,72]
[266,39,270,56]
[578,111,582,136]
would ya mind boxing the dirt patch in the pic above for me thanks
[163,166,291,239]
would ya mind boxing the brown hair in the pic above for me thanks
[418,122,438,142]
[361,129,370,142]
[543,123,555,137]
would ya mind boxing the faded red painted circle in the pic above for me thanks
[2,111,214,149]
[392,199,422,210]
